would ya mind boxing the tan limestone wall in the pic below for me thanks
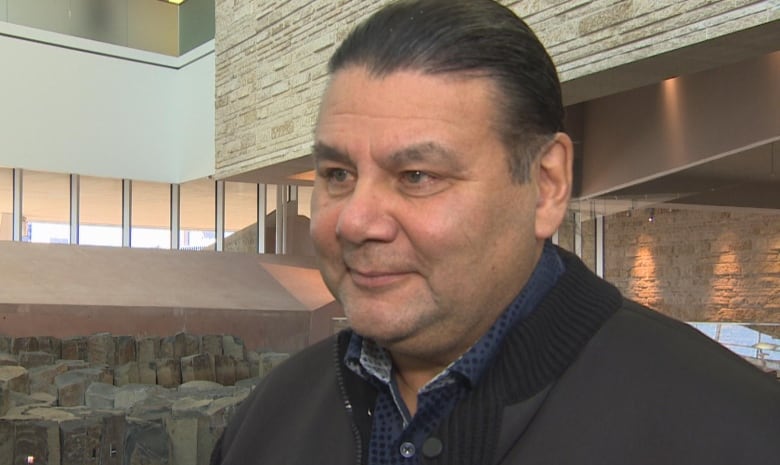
[507,1,779,83]
[215,0,778,179]
[604,209,780,323]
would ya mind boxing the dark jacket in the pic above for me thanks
[211,249,780,465]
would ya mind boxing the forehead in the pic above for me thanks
[315,67,503,151]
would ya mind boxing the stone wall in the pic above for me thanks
[214,0,778,179]
[604,209,780,323]
[0,333,290,465]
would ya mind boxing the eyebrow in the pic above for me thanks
[311,142,353,168]
[387,142,467,175]
[312,141,463,171]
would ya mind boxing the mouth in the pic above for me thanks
[347,267,412,289]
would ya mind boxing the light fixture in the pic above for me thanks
[160,0,187,5]
[647,208,655,223]
[754,342,778,351]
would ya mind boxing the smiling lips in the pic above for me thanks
[347,267,413,289]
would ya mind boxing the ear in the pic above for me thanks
[534,132,573,240]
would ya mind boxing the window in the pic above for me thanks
[224,181,258,253]
[180,178,215,250]
[22,170,70,243]
[131,180,171,249]
[0,168,12,241]
[79,176,122,247]
[297,185,312,218]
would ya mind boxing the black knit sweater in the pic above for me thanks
[212,247,780,465]
[339,247,622,464]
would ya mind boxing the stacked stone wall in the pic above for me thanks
[0,333,290,465]
[604,209,780,323]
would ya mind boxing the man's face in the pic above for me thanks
[311,67,546,363]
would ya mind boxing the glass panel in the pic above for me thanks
[22,170,70,244]
[224,181,257,253]
[262,184,276,254]
[79,176,122,247]
[264,184,283,254]
[297,185,313,218]
[0,168,12,241]
[131,180,170,249]
[180,178,215,250]
[581,218,597,272]
[556,212,576,253]
[688,322,780,368]
[265,184,277,216]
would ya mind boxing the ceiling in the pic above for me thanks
[575,141,780,217]
[562,20,780,218]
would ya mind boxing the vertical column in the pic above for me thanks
[12,168,22,241]
[574,211,583,258]
[551,230,559,246]
[257,184,267,254]
[215,180,225,252]
[595,215,605,278]
[288,185,298,253]
[122,179,131,247]
[276,184,286,254]
[70,174,80,245]
[170,183,180,250]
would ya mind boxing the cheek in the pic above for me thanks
[310,202,340,254]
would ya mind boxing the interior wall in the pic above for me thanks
[580,51,780,197]
[0,241,338,350]
[0,23,215,184]
[604,209,780,323]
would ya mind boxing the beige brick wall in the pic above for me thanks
[215,0,387,179]
[604,209,780,323]
[215,0,778,179]
[508,0,779,82]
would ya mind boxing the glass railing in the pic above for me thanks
[688,322,780,373]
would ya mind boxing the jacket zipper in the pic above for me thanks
[334,337,364,465]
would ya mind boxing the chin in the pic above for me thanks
[347,316,407,346]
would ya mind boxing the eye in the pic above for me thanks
[327,168,350,183]
[398,170,449,196]
[318,167,355,195]
[401,170,430,184]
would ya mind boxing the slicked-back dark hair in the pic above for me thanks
[327,0,564,183]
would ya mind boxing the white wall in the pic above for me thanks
[174,51,216,182]
[0,22,214,183]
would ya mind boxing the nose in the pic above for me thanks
[335,182,398,245]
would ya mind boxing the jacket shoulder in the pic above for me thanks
[212,334,357,465]
[507,301,780,464]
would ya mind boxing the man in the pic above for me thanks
[211,1,780,464]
